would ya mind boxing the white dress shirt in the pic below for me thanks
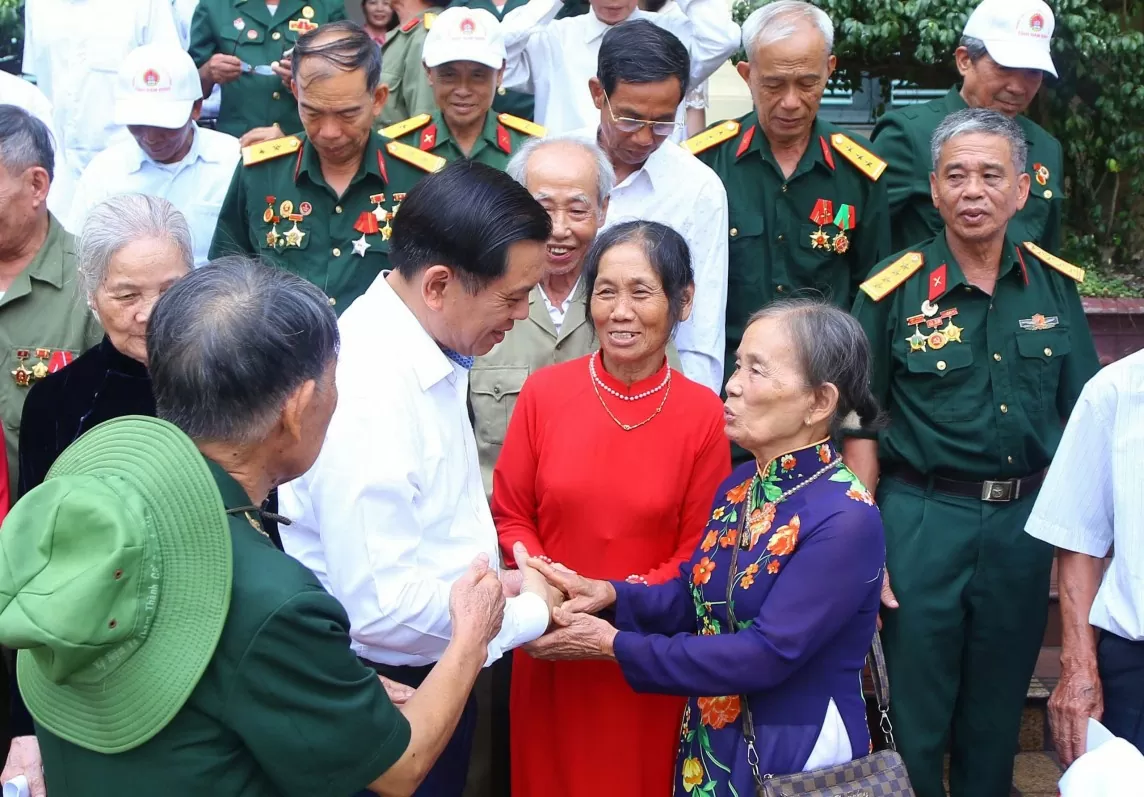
[22,0,181,186]
[1026,349,1144,641]
[572,127,728,393]
[500,0,740,137]
[538,275,580,334]
[280,275,550,667]
[0,71,73,221]
[68,124,239,266]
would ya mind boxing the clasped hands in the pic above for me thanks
[516,552,621,662]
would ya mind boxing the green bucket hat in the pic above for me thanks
[0,416,233,754]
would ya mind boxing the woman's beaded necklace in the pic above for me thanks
[589,352,672,432]
[589,351,670,401]
[755,456,843,504]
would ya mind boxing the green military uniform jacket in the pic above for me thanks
[0,216,103,497]
[381,109,544,171]
[37,458,410,796]
[209,132,435,313]
[378,7,446,127]
[871,86,1064,254]
[188,0,346,139]
[851,233,1099,480]
[688,112,893,389]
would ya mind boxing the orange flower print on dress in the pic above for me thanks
[697,695,741,729]
[747,502,777,549]
[712,507,725,520]
[740,562,759,589]
[767,560,781,574]
[701,530,718,552]
[846,487,876,506]
[780,454,796,471]
[725,477,752,504]
[681,757,704,792]
[818,443,832,463]
[692,557,716,586]
[767,515,801,557]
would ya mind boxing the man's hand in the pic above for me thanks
[449,554,506,647]
[530,558,615,615]
[238,125,284,148]
[511,542,564,614]
[1,736,45,797]
[877,568,898,630]
[272,52,293,86]
[204,54,243,85]
[523,608,618,661]
[1049,661,1103,768]
[379,675,415,705]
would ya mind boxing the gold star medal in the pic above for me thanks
[11,349,31,386]
[906,327,928,352]
[809,198,834,251]
[943,320,963,343]
[266,216,282,248]
[283,214,306,247]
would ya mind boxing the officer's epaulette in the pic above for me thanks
[380,114,432,140]
[386,140,447,173]
[242,135,302,167]
[859,252,924,301]
[401,11,434,31]
[830,133,887,181]
[497,113,545,138]
[684,120,739,155]
[1023,241,1085,283]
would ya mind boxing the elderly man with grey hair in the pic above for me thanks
[872,0,1063,253]
[845,107,1099,797]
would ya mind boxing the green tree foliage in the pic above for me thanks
[0,0,21,74]
[734,0,1144,291]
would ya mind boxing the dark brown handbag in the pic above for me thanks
[725,499,915,797]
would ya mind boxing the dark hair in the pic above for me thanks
[148,256,340,444]
[745,299,883,435]
[390,159,551,293]
[0,104,55,182]
[582,220,694,334]
[597,20,690,99]
[292,20,383,93]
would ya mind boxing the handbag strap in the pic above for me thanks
[866,627,898,752]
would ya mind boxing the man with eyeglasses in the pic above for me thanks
[571,20,727,394]
[686,1,891,420]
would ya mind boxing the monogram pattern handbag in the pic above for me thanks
[725,510,915,797]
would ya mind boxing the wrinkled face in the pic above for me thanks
[0,160,43,248]
[958,50,1043,118]
[930,132,1029,244]
[590,241,676,371]
[739,22,835,147]
[428,61,503,132]
[92,236,190,365]
[128,119,195,165]
[363,0,394,28]
[294,58,386,166]
[591,77,682,168]
[527,144,606,278]
[438,239,546,356]
[590,0,638,25]
[723,316,816,454]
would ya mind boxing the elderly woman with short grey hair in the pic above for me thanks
[17,193,193,496]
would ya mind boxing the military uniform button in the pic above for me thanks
[1000,403,1008,414]
[777,234,785,242]
[1044,189,1053,199]
[272,91,281,100]
[1043,347,1052,357]
[332,247,341,257]
[936,361,947,371]
[776,285,785,293]
[328,297,336,306]
[781,184,788,193]
[492,386,501,397]
[272,31,282,40]
[1007,455,1014,464]
[993,353,1002,361]
[729,227,738,237]
[335,205,343,214]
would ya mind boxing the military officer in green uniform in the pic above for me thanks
[380,8,544,172]
[211,21,444,314]
[872,0,1063,254]
[0,107,102,499]
[188,0,346,142]
[844,109,1099,797]
[685,1,892,394]
[378,0,447,126]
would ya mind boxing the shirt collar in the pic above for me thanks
[124,123,216,173]
[926,231,1028,301]
[585,7,647,43]
[741,116,835,178]
[757,438,839,488]
[205,456,252,512]
[431,110,502,158]
[296,131,388,187]
[26,214,69,289]
[369,274,456,391]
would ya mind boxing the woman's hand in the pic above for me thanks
[523,608,619,661]
[530,559,616,614]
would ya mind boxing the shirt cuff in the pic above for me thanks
[484,591,550,665]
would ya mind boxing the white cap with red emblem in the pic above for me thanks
[962,0,1057,77]
[421,7,506,70]
[113,44,203,129]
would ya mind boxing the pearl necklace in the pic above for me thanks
[589,355,672,432]
[589,351,670,401]
[756,457,843,504]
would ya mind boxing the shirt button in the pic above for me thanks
[936,360,947,371]
[781,184,788,192]
[777,234,785,242]
[1044,189,1053,199]
[1000,403,1009,414]
[335,205,343,214]
[1043,347,1053,357]
[1007,455,1014,464]
[272,91,281,100]
[492,386,501,397]
[776,285,785,293]
[328,297,336,307]
[272,31,282,40]
[729,227,738,237]
[332,247,341,257]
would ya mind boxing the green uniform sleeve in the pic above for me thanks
[848,285,893,440]
[226,589,411,797]
[870,113,917,220]
[1040,137,1064,253]
[852,177,893,304]
[403,28,437,118]
[209,162,255,260]
[188,1,216,68]
[1055,281,1100,421]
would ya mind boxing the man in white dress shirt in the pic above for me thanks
[0,74,70,221]
[499,0,738,135]
[280,160,557,797]
[1026,349,1144,766]
[21,0,181,188]
[572,21,727,392]
[68,46,239,267]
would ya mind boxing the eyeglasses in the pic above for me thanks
[603,92,681,137]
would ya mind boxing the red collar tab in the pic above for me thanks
[819,136,835,170]
[736,125,756,159]
[376,150,388,184]
[496,123,511,154]
[1015,245,1030,286]
[420,123,437,151]
[928,263,948,302]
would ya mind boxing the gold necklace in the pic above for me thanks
[590,361,672,431]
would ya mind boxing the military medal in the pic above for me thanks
[920,299,938,317]
[263,195,276,224]
[299,201,313,216]
[832,203,855,254]
[392,193,406,216]
[370,193,388,224]
[809,199,834,250]
[1033,163,1049,186]
[942,320,963,343]
[302,5,315,18]
[906,327,928,352]
[11,349,31,386]
[283,214,306,247]
[47,350,74,373]
[280,200,294,217]
[266,216,282,248]
[352,212,379,257]
[234,17,246,30]
[927,330,947,350]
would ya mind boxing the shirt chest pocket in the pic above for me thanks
[470,366,529,447]
[905,345,977,422]
[727,216,766,316]
[1014,329,1071,414]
